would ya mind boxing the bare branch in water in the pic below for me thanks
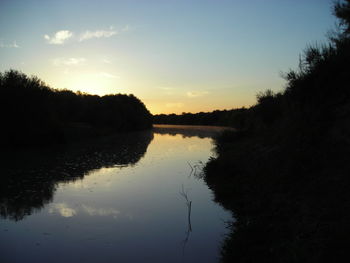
[188,160,205,178]
[180,184,191,204]
[187,162,194,177]
[180,184,193,257]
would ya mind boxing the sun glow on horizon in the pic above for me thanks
[69,75,119,96]
[46,71,125,96]
[0,0,336,115]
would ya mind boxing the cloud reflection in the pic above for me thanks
[49,203,76,217]
[49,203,120,219]
[82,205,120,218]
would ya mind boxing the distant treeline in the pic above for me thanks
[204,1,350,262]
[153,108,248,128]
[0,70,152,147]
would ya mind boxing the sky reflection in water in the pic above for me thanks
[0,125,231,263]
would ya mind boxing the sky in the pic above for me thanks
[0,0,337,114]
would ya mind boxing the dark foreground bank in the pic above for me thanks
[204,2,350,262]
[205,127,350,262]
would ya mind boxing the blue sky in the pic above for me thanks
[0,0,336,113]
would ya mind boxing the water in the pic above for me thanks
[0,125,232,263]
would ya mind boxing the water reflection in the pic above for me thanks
[0,125,231,263]
[0,131,153,221]
[48,203,120,218]
[153,124,233,138]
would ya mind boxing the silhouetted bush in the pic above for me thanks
[204,1,350,262]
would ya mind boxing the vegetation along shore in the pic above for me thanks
[203,1,350,262]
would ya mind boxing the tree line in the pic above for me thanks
[0,70,152,147]
[153,108,248,128]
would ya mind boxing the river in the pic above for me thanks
[0,125,232,263]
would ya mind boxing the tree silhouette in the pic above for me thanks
[0,70,152,147]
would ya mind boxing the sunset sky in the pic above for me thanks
[0,0,336,114]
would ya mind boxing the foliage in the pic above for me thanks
[0,70,152,147]
[334,0,350,35]
[204,1,350,262]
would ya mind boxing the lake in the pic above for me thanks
[0,125,232,263]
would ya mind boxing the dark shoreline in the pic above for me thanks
[201,3,350,261]
[203,127,350,262]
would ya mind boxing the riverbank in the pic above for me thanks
[203,2,350,261]
[204,126,350,262]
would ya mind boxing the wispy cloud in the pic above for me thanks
[186,91,209,98]
[159,86,173,91]
[102,58,112,64]
[166,102,184,108]
[121,24,130,32]
[53,57,86,66]
[79,27,117,41]
[159,87,174,95]
[97,72,120,79]
[44,26,129,45]
[44,30,73,45]
[0,40,19,48]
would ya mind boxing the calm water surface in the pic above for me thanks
[0,125,232,263]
